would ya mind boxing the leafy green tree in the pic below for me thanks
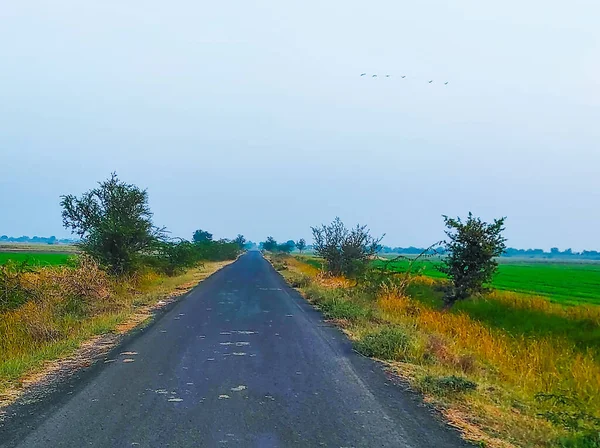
[60,173,164,275]
[234,234,246,249]
[192,229,213,243]
[277,241,294,253]
[311,217,382,277]
[296,238,306,253]
[262,236,278,252]
[439,213,507,308]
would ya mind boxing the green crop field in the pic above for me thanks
[303,255,600,306]
[0,252,74,267]
[379,258,600,305]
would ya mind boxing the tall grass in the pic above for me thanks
[0,258,230,397]
[281,255,600,447]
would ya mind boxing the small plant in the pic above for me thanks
[317,292,373,322]
[355,327,412,360]
[439,213,507,308]
[289,273,311,288]
[0,260,33,310]
[420,375,477,395]
[359,243,441,298]
[535,392,600,444]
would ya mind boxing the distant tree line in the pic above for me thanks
[259,237,297,254]
[378,245,600,260]
[0,235,78,244]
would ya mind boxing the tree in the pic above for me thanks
[311,217,382,277]
[296,238,306,253]
[439,213,507,308]
[60,173,164,275]
[277,241,294,253]
[193,229,213,243]
[234,234,246,249]
[261,236,278,252]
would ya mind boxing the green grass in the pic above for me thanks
[404,283,600,355]
[374,258,600,306]
[0,252,74,267]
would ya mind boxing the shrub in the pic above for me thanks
[535,393,600,440]
[420,375,477,395]
[0,260,32,310]
[439,213,506,307]
[557,432,600,448]
[152,240,202,276]
[289,273,311,288]
[318,294,373,322]
[311,217,382,278]
[355,327,412,360]
[194,240,240,261]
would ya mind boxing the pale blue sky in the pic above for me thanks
[1,1,598,250]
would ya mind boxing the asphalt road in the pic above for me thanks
[0,251,469,448]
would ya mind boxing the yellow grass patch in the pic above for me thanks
[0,259,233,407]
[281,254,600,447]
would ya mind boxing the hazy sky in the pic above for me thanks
[1,1,599,250]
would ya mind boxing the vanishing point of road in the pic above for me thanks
[0,251,469,448]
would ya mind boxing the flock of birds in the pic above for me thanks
[360,73,449,85]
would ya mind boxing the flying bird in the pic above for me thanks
[360,73,367,76]
[445,81,449,85]
[401,75,406,78]
[428,80,433,83]
[372,74,378,78]
[385,74,390,78]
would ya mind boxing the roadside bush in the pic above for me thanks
[358,244,442,299]
[355,327,413,360]
[288,273,312,288]
[439,213,506,308]
[0,260,32,310]
[319,294,373,322]
[151,240,202,276]
[311,217,382,278]
[558,432,600,448]
[194,240,240,261]
[535,393,600,445]
[419,375,477,395]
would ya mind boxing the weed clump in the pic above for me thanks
[288,274,311,288]
[355,327,413,361]
[420,375,477,395]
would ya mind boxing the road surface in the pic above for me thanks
[0,251,469,447]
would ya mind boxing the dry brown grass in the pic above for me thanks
[488,289,600,324]
[281,255,600,447]
[0,259,233,407]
